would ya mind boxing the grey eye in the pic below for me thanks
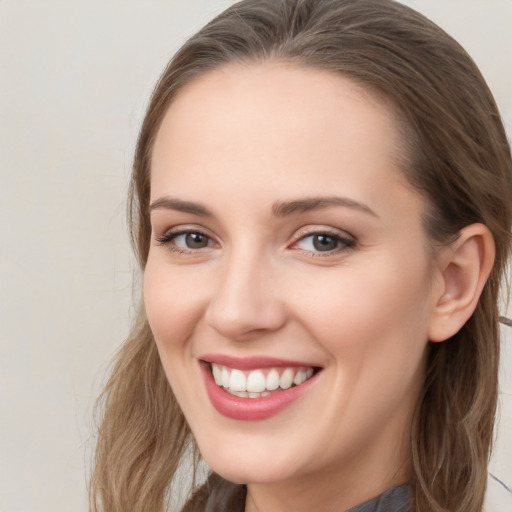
[182,232,210,249]
[293,231,355,255]
[311,234,339,251]
[296,233,340,252]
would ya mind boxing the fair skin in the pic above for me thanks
[144,63,494,512]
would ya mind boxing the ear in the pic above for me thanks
[428,223,495,342]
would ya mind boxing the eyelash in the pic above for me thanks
[290,229,356,257]
[154,228,356,257]
[155,229,215,254]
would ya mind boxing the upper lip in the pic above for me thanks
[200,353,321,370]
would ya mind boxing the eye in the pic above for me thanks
[174,232,211,249]
[292,231,356,255]
[155,229,215,252]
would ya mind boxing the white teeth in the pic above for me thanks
[293,370,306,386]
[229,369,246,391]
[266,369,280,391]
[221,367,230,388]
[279,368,294,389]
[227,390,271,398]
[229,390,248,398]
[212,364,222,385]
[210,363,316,397]
[246,370,266,393]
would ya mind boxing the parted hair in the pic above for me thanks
[89,1,512,511]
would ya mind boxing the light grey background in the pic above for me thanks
[0,1,510,511]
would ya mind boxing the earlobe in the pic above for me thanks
[428,224,495,343]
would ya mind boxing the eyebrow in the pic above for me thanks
[149,195,378,219]
[149,197,213,217]
[272,196,378,218]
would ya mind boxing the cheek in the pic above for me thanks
[294,260,431,436]
[285,256,432,365]
[143,260,210,411]
[143,259,206,350]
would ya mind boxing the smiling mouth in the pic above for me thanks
[209,363,317,398]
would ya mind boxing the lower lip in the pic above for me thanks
[201,363,320,421]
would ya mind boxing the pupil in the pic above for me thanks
[313,234,337,251]
[186,233,208,248]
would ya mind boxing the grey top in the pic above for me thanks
[187,472,512,511]
[347,485,411,512]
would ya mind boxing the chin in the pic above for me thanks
[197,438,302,485]
[207,461,291,486]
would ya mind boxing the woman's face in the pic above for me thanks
[145,64,441,494]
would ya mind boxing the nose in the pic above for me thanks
[205,250,287,341]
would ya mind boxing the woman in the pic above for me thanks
[89,1,512,511]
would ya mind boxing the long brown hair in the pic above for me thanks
[89,1,512,511]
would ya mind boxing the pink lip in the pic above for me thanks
[200,360,321,421]
[201,353,317,370]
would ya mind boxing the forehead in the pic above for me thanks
[153,63,399,161]
[150,63,417,217]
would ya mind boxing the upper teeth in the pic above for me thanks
[211,363,314,394]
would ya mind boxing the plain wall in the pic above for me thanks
[0,1,510,511]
